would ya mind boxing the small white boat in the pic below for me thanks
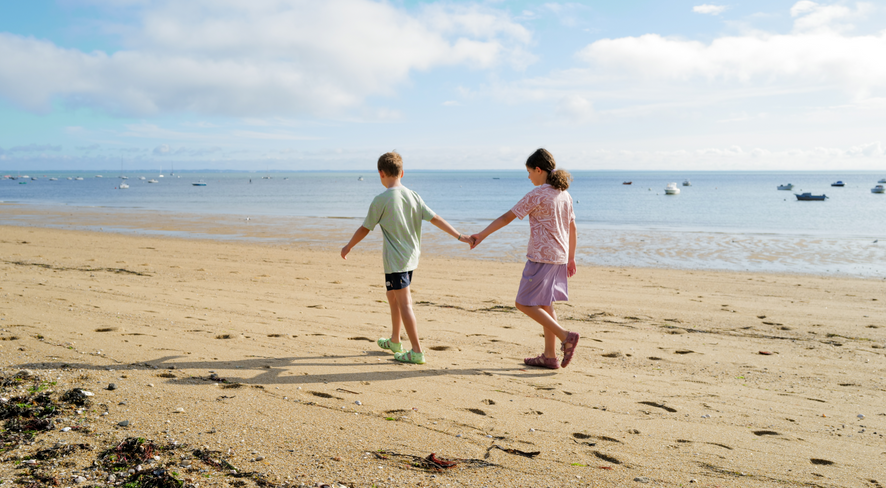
[138,176,146,180]
[192,180,207,186]
[49,177,58,181]
[872,185,885,194]
[682,180,691,186]
[95,175,103,178]
[21,175,29,179]
[147,179,159,183]
[777,183,794,190]
[358,176,364,181]
[75,177,84,181]
[879,178,886,184]
[119,183,129,189]
[120,176,128,180]
[664,182,680,195]
[66,177,72,180]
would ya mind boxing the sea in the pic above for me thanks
[2,170,885,278]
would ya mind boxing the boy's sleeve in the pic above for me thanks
[511,188,540,220]
[362,196,383,230]
[419,194,435,222]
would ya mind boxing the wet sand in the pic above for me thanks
[2,203,884,278]
[1,221,885,487]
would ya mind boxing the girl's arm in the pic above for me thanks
[430,215,473,244]
[567,220,577,277]
[341,226,370,259]
[470,210,516,249]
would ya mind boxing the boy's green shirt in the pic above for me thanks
[362,186,435,274]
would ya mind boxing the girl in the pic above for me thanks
[470,148,579,369]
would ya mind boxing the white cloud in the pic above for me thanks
[693,4,728,15]
[790,1,874,33]
[574,2,886,99]
[555,94,594,122]
[152,144,170,155]
[0,0,533,117]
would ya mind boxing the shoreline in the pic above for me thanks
[1,202,884,279]
[1,224,884,487]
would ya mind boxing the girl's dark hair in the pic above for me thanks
[526,148,571,191]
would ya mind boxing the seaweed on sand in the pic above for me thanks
[373,450,496,472]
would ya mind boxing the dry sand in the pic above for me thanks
[0,221,884,488]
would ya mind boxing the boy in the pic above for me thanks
[341,152,471,364]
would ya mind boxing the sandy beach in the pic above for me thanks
[1,217,884,487]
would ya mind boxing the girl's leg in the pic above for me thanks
[390,287,422,353]
[541,305,559,358]
[386,289,403,343]
[516,302,568,358]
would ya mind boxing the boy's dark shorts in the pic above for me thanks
[385,270,413,291]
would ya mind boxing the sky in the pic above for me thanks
[1,0,886,171]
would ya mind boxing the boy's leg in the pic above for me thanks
[389,286,422,353]
[386,289,403,344]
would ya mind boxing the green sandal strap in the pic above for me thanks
[394,350,426,364]
[377,338,403,353]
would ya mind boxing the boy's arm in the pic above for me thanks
[429,215,472,244]
[567,220,577,277]
[470,210,516,249]
[341,226,371,260]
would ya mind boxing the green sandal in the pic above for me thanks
[377,338,403,353]
[394,350,426,364]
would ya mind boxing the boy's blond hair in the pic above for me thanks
[377,152,403,177]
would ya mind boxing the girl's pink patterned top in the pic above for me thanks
[511,183,575,264]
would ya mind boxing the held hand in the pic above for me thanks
[457,234,474,246]
[341,246,350,260]
[567,259,577,277]
[470,234,484,250]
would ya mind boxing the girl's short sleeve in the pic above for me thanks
[511,188,541,220]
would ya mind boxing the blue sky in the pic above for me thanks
[1,0,885,171]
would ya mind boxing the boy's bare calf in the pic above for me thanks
[387,287,421,353]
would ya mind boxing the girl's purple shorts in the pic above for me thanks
[515,261,569,306]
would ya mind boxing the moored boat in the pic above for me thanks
[192,180,207,186]
[795,193,827,201]
[831,180,845,187]
[872,185,885,194]
[664,182,680,195]
[622,181,632,185]
[879,178,886,184]
[147,179,159,183]
[119,182,129,189]
[682,180,691,186]
[777,183,794,190]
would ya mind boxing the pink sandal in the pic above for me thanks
[560,332,580,368]
[524,354,560,369]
